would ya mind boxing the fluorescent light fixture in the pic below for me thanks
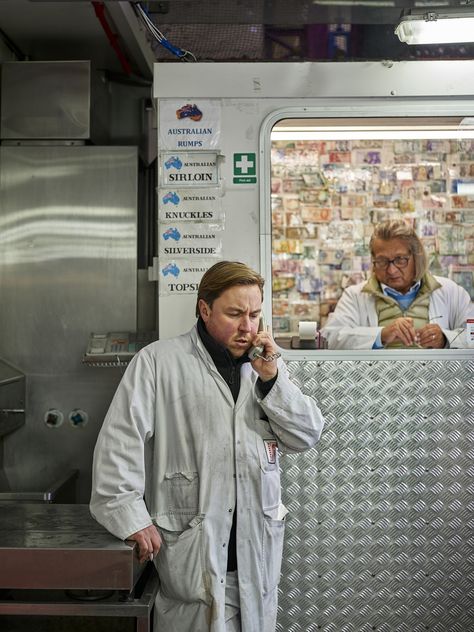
[271,117,474,141]
[271,129,474,140]
[395,8,474,44]
[314,0,395,5]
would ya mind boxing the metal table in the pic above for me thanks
[0,503,159,632]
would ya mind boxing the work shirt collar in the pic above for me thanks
[381,280,421,298]
[197,318,276,402]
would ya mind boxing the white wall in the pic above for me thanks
[153,61,474,340]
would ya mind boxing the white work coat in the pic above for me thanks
[90,325,324,632]
[321,275,474,350]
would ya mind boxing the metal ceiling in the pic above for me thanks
[0,0,472,78]
[143,0,462,25]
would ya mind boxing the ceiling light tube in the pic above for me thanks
[271,129,474,140]
[395,8,474,45]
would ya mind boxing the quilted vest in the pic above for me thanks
[362,273,441,348]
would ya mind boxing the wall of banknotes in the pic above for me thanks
[271,137,474,336]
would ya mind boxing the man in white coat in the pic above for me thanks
[90,260,324,632]
[321,219,473,350]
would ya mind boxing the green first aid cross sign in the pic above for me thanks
[233,153,257,184]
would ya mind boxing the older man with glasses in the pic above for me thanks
[321,219,473,350]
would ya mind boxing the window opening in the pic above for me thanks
[270,117,474,348]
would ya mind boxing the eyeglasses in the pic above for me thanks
[372,255,411,270]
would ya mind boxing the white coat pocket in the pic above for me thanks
[164,470,199,518]
[262,515,286,594]
[155,515,208,604]
[255,419,281,517]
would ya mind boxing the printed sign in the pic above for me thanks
[161,151,219,187]
[159,222,223,258]
[233,152,257,184]
[158,187,224,223]
[159,99,221,150]
[159,259,217,295]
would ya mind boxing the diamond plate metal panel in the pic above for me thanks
[277,360,474,632]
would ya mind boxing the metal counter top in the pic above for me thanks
[0,503,144,591]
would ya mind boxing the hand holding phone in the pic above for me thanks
[248,317,265,361]
[248,317,281,364]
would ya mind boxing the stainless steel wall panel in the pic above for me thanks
[1,61,90,139]
[277,360,474,632]
[0,146,137,502]
[0,146,137,373]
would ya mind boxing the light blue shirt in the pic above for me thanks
[373,281,422,348]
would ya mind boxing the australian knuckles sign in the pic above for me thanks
[158,187,223,223]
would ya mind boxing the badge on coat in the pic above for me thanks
[264,440,278,464]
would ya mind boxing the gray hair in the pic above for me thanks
[369,219,428,281]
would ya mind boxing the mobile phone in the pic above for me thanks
[248,316,265,361]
